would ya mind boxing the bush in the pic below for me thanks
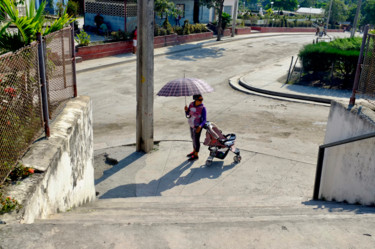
[299,37,362,89]
[174,26,183,35]
[75,30,90,46]
[162,18,174,35]
[221,12,232,29]
[183,19,190,35]
[67,0,79,17]
[110,30,132,41]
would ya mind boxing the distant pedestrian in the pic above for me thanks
[133,26,137,54]
[94,13,104,33]
[175,15,181,26]
[184,95,207,161]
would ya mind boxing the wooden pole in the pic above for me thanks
[351,0,362,38]
[231,0,238,37]
[136,0,154,152]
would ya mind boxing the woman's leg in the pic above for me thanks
[193,127,202,156]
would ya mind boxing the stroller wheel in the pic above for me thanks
[206,160,212,166]
[233,155,241,163]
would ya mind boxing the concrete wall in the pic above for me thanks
[19,96,95,223]
[319,101,375,205]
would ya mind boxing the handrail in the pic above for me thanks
[313,131,375,200]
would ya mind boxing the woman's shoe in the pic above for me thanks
[186,152,194,157]
[188,155,199,161]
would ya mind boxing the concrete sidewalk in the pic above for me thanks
[240,57,352,103]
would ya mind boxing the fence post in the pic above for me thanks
[349,25,370,106]
[37,32,50,137]
[286,56,294,83]
[70,23,78,97]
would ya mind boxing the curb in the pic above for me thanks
[238,76,332,104]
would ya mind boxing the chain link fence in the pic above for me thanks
[45,27,76,119]
[0,43,43,183]
[0,26,76,184]
[358,33,375,106]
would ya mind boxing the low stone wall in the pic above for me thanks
[319,101,375,205]
[76,41,133,61]
[77,32,214,60]
[251,26,344,33]
[13,96,96,223]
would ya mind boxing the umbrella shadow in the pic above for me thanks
[166,44,225,61]
[99,159,237,199]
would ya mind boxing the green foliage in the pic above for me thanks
[0,192,22,214]
[221,12,231,29]
[75,30,90,46]
[361,0,375,26]
[273,0,299,11]
[324,0,348,25]
[174,26,183,35]
[155,0,178,20]
[299,37,362,89]
[162,18,174,34]
[67,0,79,17]
[183,19,190,35]
[7,163,35,182]
[0,0,74,52]
[109,30,131,41]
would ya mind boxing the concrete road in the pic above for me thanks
[78,33,347,163]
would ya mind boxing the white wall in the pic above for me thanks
[319,101,375,205]
[20,96,96,223]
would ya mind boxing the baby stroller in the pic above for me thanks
[203,121,241,166]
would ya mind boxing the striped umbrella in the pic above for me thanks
[157,78,214,97]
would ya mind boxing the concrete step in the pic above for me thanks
[36,195,373,225]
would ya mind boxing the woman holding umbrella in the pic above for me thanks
[185,94,207,161]
[157,77,213,160]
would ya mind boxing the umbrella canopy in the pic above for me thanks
[157,78,214,97]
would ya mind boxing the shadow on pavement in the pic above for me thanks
[302,200,375,214]
[284,83,352,98]
[166,45,225,61]
[95,151,145,186]
[99,159,237,199]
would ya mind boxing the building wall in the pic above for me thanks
[319,101,375,205]
[84,0,214,32]
[85,13,137,33]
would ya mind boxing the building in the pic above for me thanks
[296,7,324,15]
[83,0,238,33]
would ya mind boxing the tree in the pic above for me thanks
[273,0,298,10]
[299,0,317,8]
[200,0,225,41]
[325,0,348,25]
[361,0,375,25]
[155,0,176,21]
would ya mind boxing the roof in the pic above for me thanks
[296,7,324,15]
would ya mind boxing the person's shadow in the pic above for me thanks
[99,159,237,199]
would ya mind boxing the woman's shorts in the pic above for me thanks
[133,40,137,47]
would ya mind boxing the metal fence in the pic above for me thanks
[0,26,76,184]
[45,27,77,119]
[358,33,375,105]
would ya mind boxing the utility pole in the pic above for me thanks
[351,0,362,38]
[231,0,238,37]
[326,0,333,29]
[136,0,154,152]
